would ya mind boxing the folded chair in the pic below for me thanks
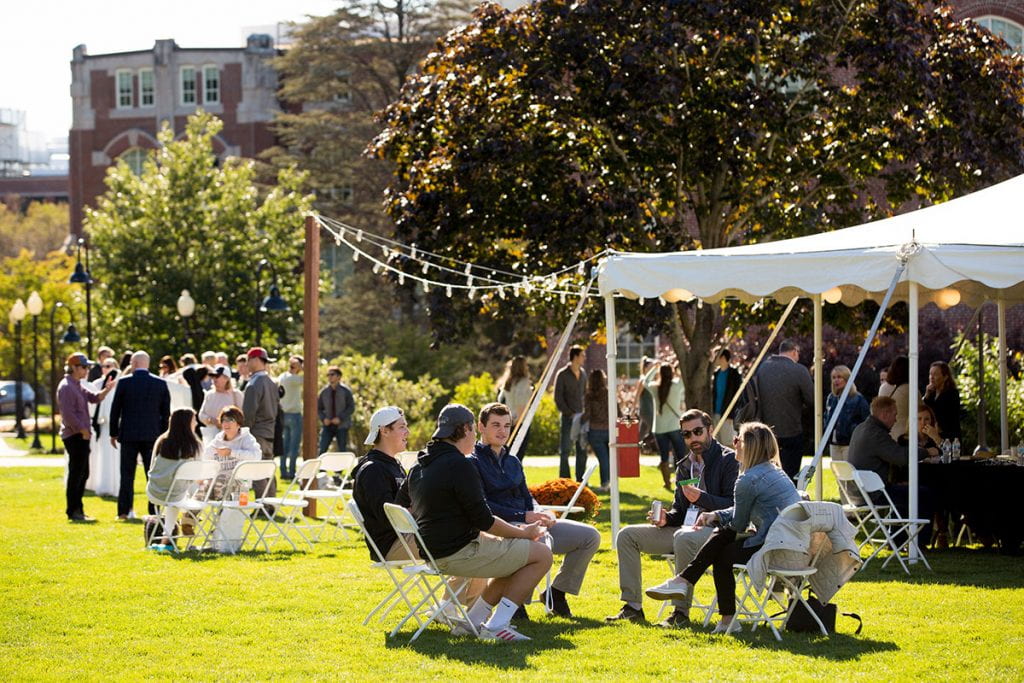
[257,457,322,549]
[830,460,888,557]
[536,461,597,614]
[213,460,296,552]
[848,469,932,574]
[348,501,432,629]
[146,459,221,551]
[302,451,358,542]
[382,503,477,641]
[654,559,717,627]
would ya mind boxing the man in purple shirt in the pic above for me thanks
[57,352,114,522]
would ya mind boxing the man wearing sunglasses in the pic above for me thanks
[607,409,739,627]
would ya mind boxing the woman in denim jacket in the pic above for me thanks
[644,422,800,634]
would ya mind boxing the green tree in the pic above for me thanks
[371,0,1024,412]
[86,111,313,359]
[0,202,70,260]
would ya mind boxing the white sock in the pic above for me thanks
[626,601,643,611]
[466,598,494,627]
[483,597,519,631]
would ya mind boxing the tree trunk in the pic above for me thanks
[664,302,716,415]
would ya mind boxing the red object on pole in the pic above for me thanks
[616,418,640,478]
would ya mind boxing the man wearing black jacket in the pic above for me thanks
[397,404,552,643]
[607,409,739,627]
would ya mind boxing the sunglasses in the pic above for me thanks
[681,426,705,439]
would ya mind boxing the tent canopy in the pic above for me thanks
[598,174,1024,308]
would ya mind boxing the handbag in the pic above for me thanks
[787,596,862,634]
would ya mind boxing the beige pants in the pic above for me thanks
[615,523,715,611]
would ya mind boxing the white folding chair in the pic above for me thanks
[382,503,476,641]
[348,501,433,629]
[258,458,322,549]
[213,460,296,552]
[654,557,717,627]
[397,450,419,471]
[535,461,598,614]
[849,469,932,574]
[831,460,888,557]
[733,564,824,641]
[302,451,358,541]
[146,459,221,551]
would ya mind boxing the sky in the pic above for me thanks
[1,1,343,142]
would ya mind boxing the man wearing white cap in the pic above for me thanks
[397,404,553,642]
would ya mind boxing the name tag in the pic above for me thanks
[684,507,699,527]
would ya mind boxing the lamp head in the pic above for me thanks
[62,324,81,344]
[27,291,43,316]
[10,298,27,323]
[177,289,196,318]
[260,284,289,312]
[69,262,91,284]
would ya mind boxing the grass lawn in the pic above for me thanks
[1,463,1022,681]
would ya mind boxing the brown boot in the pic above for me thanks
[659,462,672,491]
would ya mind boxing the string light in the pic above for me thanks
[446,285,453,298]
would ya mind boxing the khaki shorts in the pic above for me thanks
[435,535,532,578]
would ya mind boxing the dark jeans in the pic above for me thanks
[65,434,90,518]
[280,412,303,478]
[118,440,156,516]
[586,428,610,486]
[654,430,686,465]
[776,434,805,482]
[681,527,761,616]
[559,414,584,479]
[318,424,349,454]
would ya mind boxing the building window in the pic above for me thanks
[616,330,660,382]
[976,16,1024,53]
[180,66,197,105]
[139,69,154,107]
[203,65,220,104]
[120,147,149,176]
[116,69,133,109]
[327,185,354,204]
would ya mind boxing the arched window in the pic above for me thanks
[976,15,1024,53]
[119,147,149,176]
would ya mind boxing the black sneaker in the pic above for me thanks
[511,604,531,622]
[657,609,690,628]
[605,604,645,623]
[540,588,572,617]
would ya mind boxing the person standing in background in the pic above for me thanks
[581,369,611,490]
[710,348,741,444]
[242,347,280,498]
[277,356,305,479]
[58,353,115,522]
[878,356,916,442]
[747,339,813,482]
[497,356,533,460]
[553,345,588,480]
[317,366,355,454]
[923,361,961,441]
[643,361,686,491]
[824,365,870,462]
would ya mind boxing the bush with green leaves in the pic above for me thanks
[452,372,562,457]
[952,333,1024,452]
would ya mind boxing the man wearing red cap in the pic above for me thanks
[57,352,115,522]
[242,347,279,498]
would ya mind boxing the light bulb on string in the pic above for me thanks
[334,235,342,246]
[352,250,359,262]
[498,287,506,300]
[356,230,363,242]
[422,281,429,293]
[422,263,429,274]
[560,292,566,304]
[446,285,453,298]
[372,263,381,274]
[577,262,585,276]
[398,272,405,285]
[468,287,476,299]
[464,264,472,275]
[659,297,667,306]
[411,246,417,260]
[638,297,645,305]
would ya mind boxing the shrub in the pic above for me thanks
[452,372,563,456]
[529,478,601,521]
[953,333,1024,451]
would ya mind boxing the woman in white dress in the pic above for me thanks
[87,358,121,497]
[496,356,533,460]
[197,366,243,445]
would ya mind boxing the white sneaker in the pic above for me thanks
[449,618,477,637]
[711,618,741,635]
[478,625,531,642]
[645,578,691,601]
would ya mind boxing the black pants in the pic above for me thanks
[776,434,804,482]
[65,434,91,518]
[119,440,156,516]
[681,527,762,616]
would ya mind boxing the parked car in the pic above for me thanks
[0,381,35,418]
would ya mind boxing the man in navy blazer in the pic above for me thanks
[110,350,171,519]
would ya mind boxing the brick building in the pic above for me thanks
[68,34,281,235]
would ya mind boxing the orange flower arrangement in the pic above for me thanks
[529,478,601,521]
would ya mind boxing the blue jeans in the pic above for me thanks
[559,414,584,479]
[586,428,610,487]
[318,424,349,454]
[280,412,302,478]
[654,430,686,466]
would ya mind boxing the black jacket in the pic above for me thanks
[712,366,742,416]
[396,440,494,559]
[664,438,739,527]
[351,450,407,560]
[109,370,171,442]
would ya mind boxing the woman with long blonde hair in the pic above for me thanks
[497,355,533,460]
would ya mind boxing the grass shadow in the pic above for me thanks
[847,546,1024,588]
[385,616,608,668]
[733,627,899,659]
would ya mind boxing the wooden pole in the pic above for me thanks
[303,214,320,516]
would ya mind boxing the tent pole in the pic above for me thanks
[605,293,620,544]
[998,297,1008,454]
[908,281,920,562]
[813,293,823,501]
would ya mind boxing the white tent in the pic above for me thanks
[596,172,1024,546]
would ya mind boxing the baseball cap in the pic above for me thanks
[246,347,276,363]
[364,406,404,445]
[66,352,94,368]
[431,403,476,440]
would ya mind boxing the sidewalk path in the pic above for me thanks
[0,435,64,467]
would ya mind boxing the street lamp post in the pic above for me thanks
[177,289,196,351]
[26,291,44,450]
[9,299,27,439]
[69,237,94,358]
[254,259,289,348]
[49,302,81,454]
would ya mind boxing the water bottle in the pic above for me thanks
[952,438,961,460]
[941,439,951,464]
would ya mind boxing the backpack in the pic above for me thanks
[736,375,762,424]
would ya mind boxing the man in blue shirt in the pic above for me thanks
[469,402,601,618]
